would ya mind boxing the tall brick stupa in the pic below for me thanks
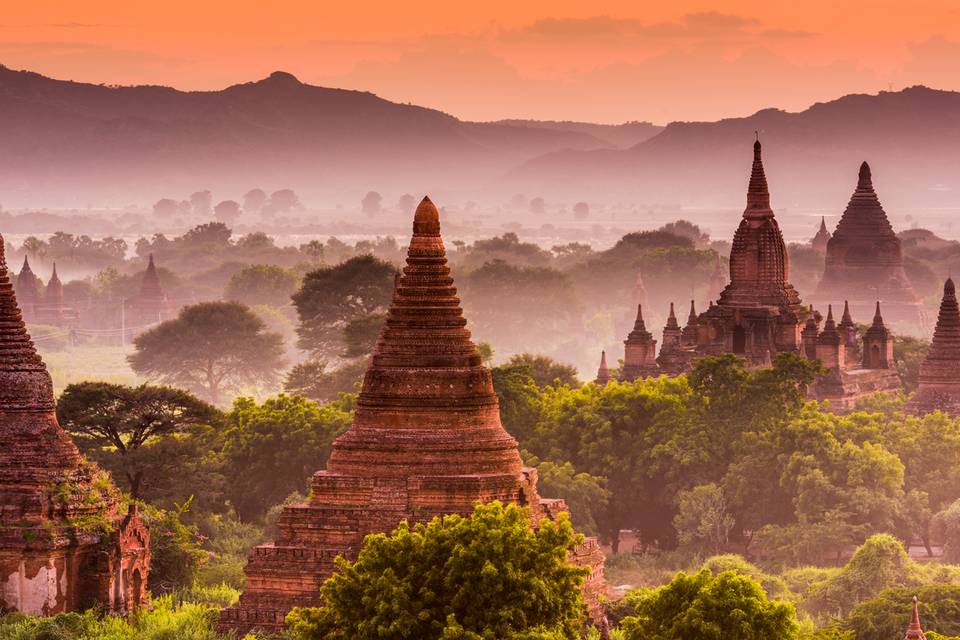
[0,235,150,614]
[812,162,922,325]
[219,197,607,634]
[905,278,960,416]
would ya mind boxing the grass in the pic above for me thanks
[0,585,265,640]
[38,344,143,394]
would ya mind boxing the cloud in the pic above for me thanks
[500,12,765,43]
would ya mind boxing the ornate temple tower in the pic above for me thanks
[130,254,169,327]
[595,350,611,385]
[812,162,922,325]
[693,140,807,364]
[861,302,893,369]
[906,279,960,416]
[219,198,607,635]
[802,307,820,360]
[14,257,40,322]
[815,305,845,372]
[657,303,688,375]
[620,304,659,381]
[35,264,78,327]
[811,217,831,254]
[681,300,699,346]
[0,236,149,614]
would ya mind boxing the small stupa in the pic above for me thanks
[906,278,960,416]
[619,304,659,381]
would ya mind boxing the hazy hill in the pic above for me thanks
[0,67,615,206]
[507,86,960,211]
[493,120,663,149]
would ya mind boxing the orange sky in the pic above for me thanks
[3,0,960,123]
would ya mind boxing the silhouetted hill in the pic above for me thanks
[493,120,662,148]
[0,67,614,206]
[508,86,960,210]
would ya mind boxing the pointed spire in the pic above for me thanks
[903,595,926,640]
[819,216,828,232]
[45,262,64,305]
[824,304,835,328]
[745,139,772,218]
[872,300,885,327]
[665,302,679,329]
[858,161,873,190]
[687,300,697,325]
[595,350,611,385]
[841,300,853,324]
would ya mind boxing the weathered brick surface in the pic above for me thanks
[0,236,149,615]
[220,198,608,634]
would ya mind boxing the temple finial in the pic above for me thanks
[858,161,872,189]
[745,138,771,217]
[413,196,441,236]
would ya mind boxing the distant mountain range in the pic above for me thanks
[507,86,960,210]
[0,66,648,206]
[1,65,959,211]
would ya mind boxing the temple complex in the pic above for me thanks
[13,257,40,322]
[905,279,960,416]
[610,141,901,409]
[620,304,659,381]
[34,264,79,327]
[128,254,170,328]
[811,217,831,253]
[219,197,607,635]
[812,162,922,326]
[0,235,150,615]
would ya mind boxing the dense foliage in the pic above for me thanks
[287,501,589,640]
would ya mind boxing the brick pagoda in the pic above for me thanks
[0,235,149,614]
[13,257,40,322]
[594,350,611,385]
[35,264,79,327]
[219,197,607,634]
[812,162,922,325]
[903,596,926,640]
[619,304,659,381]
[905,278,960,416]
[129,254,169,327]
[811,216,831,254]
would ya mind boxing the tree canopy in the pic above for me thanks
[286,501,589,640]
[128,301,286,404]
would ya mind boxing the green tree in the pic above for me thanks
[343,312,385,357]
[56,382,221,504]
[222,395,352,521]
[292,255,396,357]
[129,301,286,404]
[845,586,960,640]
[528,457,610,536]
[506,353,580,388]
[224,264,299,308]
[491,362,543,444]
[619,569,799,640]
[673,483,735,556]
[284,359,366,403]
[141,498,209,594]
[286,502,588,640]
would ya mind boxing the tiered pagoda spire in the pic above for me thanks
[0,234,149,614]
[219,197,607,634]
[906,279,960,415]
[813,161,920,324]
[812,217,831,253]
[718,140,802,310]
[595,350,611,385]
[131,254,169,325]
[620,304,659,381]
[45,263,64,306]
[682,300,699,346]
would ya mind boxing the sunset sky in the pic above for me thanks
[3,0,960,123]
